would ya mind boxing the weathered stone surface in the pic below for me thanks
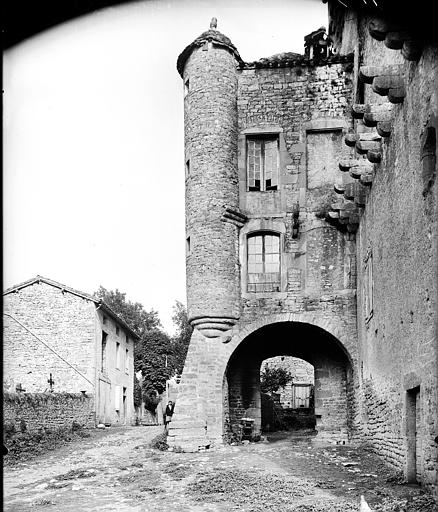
[3,392,95,440]
[359,64,403,84]
[174,10,437,497]
[376,121,392,137]
[401,40,424,61]
[3,279,137,427]
[372,75,405,99]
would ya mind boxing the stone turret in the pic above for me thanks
[178,20,243,339]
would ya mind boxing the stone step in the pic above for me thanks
[168,427,207,438]
[167,434,209,443]
[168,419,207,430]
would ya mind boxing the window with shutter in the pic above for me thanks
[114,385,121,411]
[247,137,279,191]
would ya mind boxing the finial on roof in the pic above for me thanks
[210,17,217,29]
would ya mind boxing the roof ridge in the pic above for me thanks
[3,276,140,340]
[3,275,96,302]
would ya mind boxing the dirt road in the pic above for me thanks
[3,427,435,511]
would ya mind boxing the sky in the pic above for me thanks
[3,0,327,334]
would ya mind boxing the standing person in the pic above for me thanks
[164,400,175,431]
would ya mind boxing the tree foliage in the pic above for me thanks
[135,329,174,395]
[94,286,161,337]
[171,300,193,376]
[260,366,292,394]
[133,376,142,408]
[94,288,192,408]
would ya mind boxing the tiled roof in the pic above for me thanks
[242,52,353,69]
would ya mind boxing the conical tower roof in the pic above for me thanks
[177,18,243,77]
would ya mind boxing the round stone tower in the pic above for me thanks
[177,20,243,338]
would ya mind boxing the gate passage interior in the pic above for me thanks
[225,321,353,441]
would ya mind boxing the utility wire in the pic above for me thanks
[3,312,95,387]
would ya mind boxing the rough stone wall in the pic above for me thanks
[3,392,95,436]
[261,356,314,383]
[170,311,359,451]
[234,61,359,440]
[184,43,240,328]
[174,38,362,449]
[3,282,96,395]
[335,11,438,491]
[237,62,358,359]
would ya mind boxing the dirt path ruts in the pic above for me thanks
[3,427,435,512]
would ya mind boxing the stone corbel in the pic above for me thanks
[368,18,423,61]
[343,182,367,207]
[353,103,394,127]
[221,206,248,228]
[326,201,359,233]
[339,158,375,185]
[344,130,383,163]
[190,316,239,339]
[359,65,405,104]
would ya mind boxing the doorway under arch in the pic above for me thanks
[224,321,354,443]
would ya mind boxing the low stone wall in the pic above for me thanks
[3,392,95,437]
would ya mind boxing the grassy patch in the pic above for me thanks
[31,498,55,507]
[162,462,194,481]
[55,468,97,480]
[187,467,357,512]
[373,492,437,512]
[4,427,98,466]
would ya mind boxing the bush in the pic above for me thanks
[143,393,160,413]
[260,367,292,394]
[149,432,168,451]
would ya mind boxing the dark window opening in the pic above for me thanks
[406,386,421,483]
[184,78,189,97]
[101,331,108,372]
[422,126,436,196]
[357,78,365,104]
[247,137,279,192]
[116,342,121,369]
[247,232,280,292]
[186,236,191,255]
[185,159,190,178]
[123,387,127,421]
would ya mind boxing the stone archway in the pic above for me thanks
[224,321,354,443]
[168,312,357,451]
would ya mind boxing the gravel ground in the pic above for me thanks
[3,427,436,511]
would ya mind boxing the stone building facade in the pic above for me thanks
[170,3,437,493]
[3,276,138,426]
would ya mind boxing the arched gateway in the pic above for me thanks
[169,21,359,451]
[226,320,354,442]
[168,315,358,451]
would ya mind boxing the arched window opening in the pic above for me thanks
[247,232,280,292]
[422,126,436,196]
